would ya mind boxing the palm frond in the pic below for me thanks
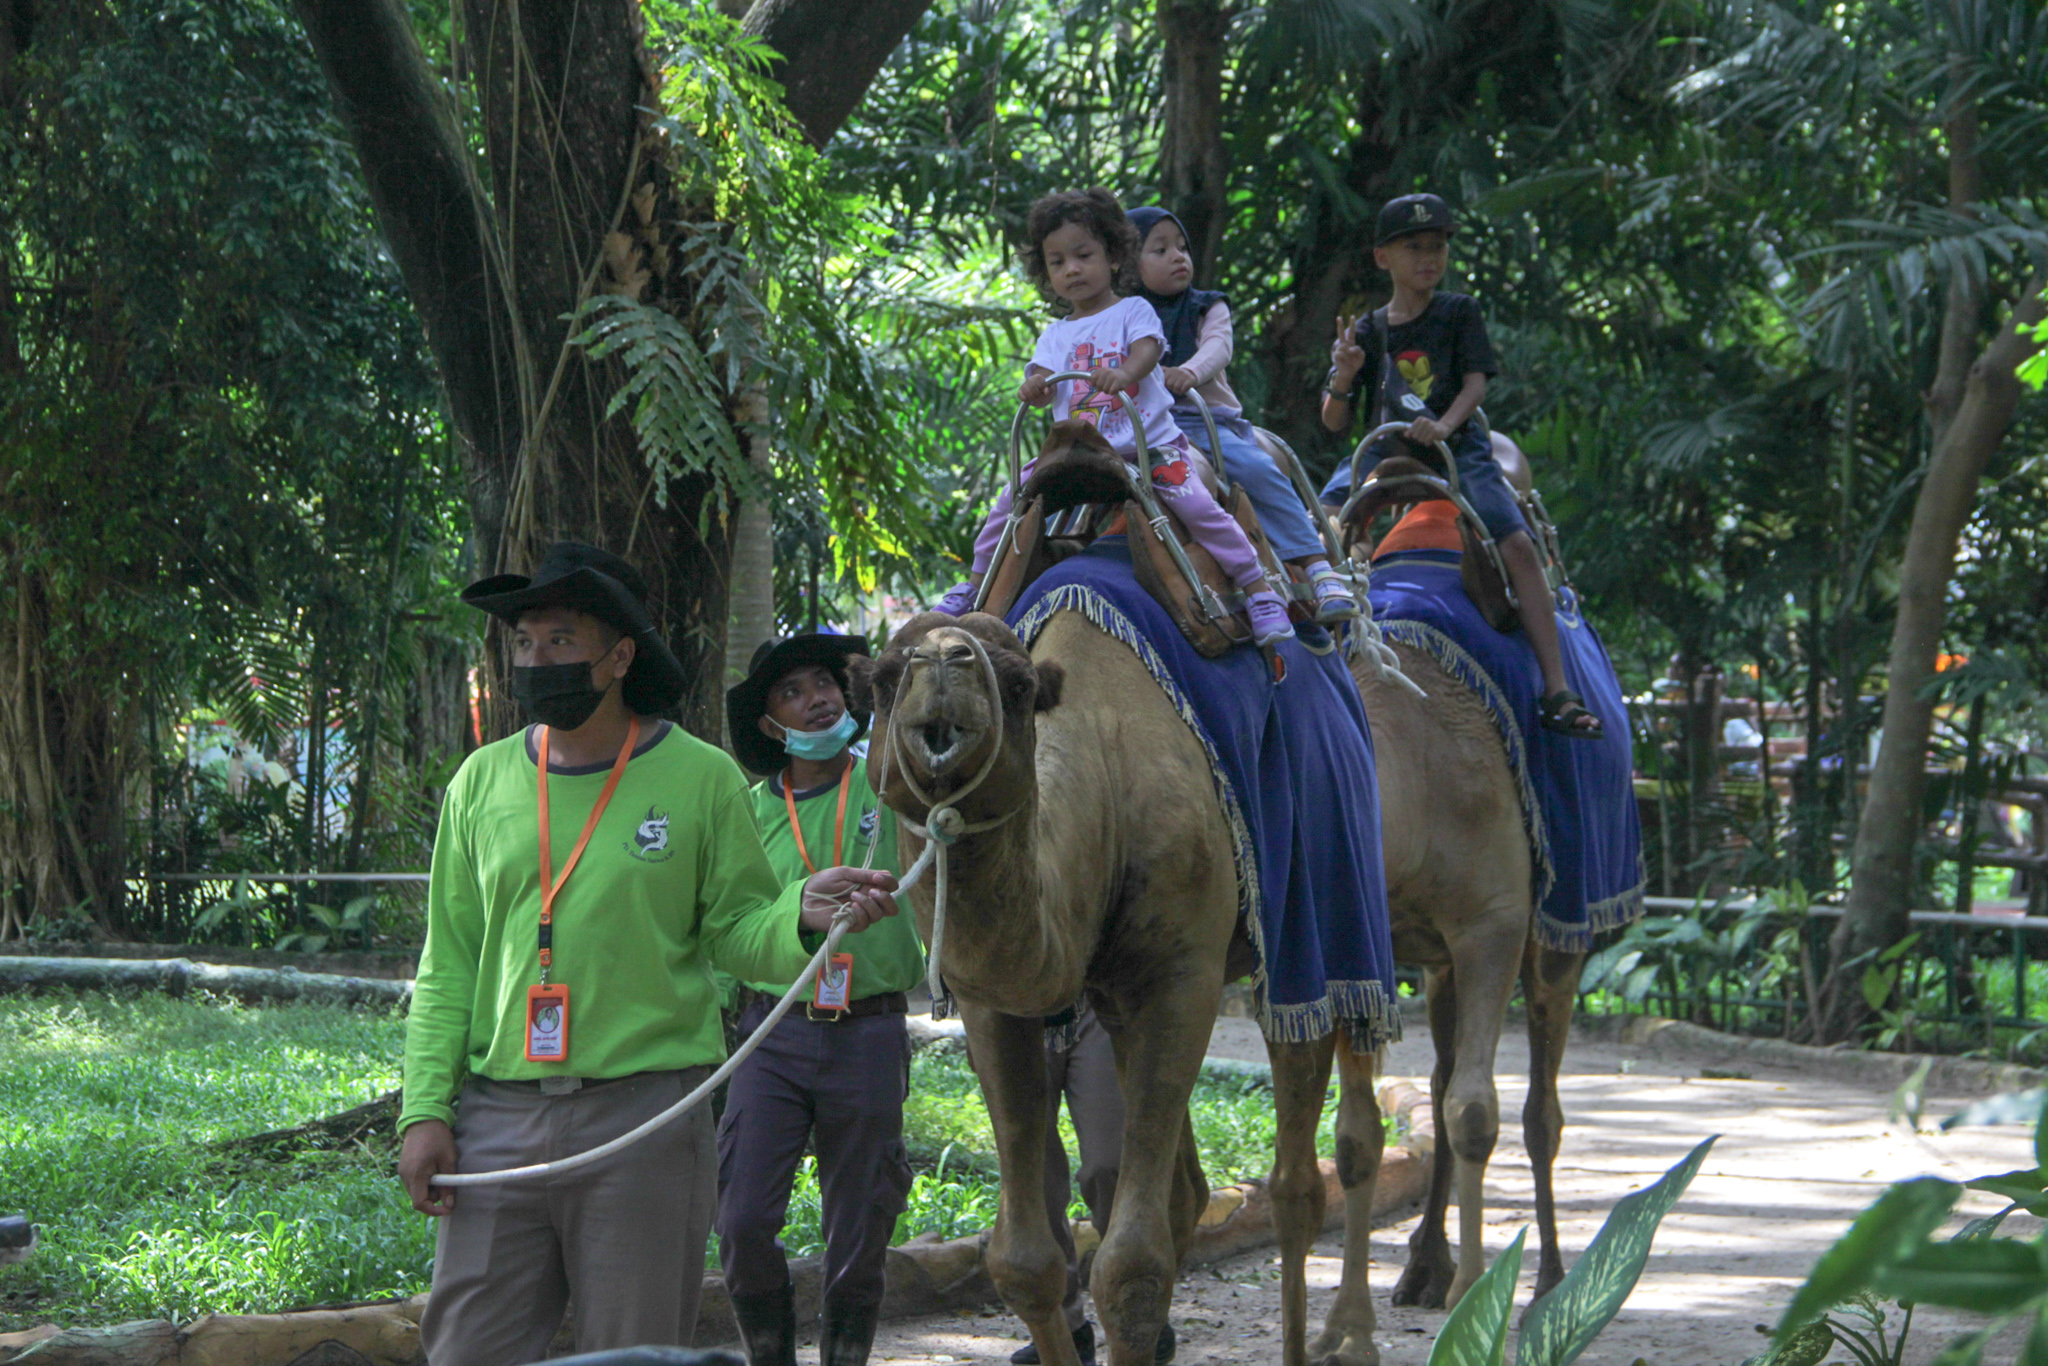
[571,292,750,506]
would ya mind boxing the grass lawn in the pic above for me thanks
[0,993,1347,1330]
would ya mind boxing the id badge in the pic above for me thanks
[526,983,570,1062]
[813,954,854,1012]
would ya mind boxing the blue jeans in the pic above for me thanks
[1320,426,1527,543]
[1173,410,1326,561]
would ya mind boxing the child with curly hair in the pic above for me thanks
[933,188,1294,646]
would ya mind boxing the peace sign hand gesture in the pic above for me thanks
[1329,313,1367,390]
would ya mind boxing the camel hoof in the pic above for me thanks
[1518,1268,1564,1326]
[1308,1329,1381,1366]
[1389,1258,1452,1309]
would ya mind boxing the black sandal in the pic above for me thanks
[1539,689,1604,740]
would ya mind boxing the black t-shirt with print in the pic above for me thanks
[1329,292,1497,434]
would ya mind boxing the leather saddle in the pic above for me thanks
[978,419,1284,659]
[1337,441,1521,633]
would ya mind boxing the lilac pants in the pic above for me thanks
[972,438,1265,589]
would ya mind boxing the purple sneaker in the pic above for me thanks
[1245,590,1295,646]
[932,581,978,617]
[1309,566,1360,624]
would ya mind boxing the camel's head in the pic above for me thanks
[850,612,1063,821]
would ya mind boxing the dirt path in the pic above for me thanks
[869,1015,2038,1366]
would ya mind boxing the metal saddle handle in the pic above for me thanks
[1336,421,1519,617]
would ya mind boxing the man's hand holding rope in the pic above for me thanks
[799,866,900,933]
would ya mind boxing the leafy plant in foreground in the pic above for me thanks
[1769,1095,2048,1362]
[1425,1135,1716,1366]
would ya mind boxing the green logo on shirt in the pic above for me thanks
[628,807,673,862]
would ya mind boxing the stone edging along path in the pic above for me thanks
[1578,1011,2048,1096]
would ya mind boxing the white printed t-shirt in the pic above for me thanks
[1029,296,1188,459]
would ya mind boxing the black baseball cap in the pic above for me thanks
[1376,193,1456,246]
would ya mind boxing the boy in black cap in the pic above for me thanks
[1319,193,1601,738]
[398,544,900,1366]
[719,634,923,1366]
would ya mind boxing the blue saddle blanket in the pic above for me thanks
[1008,538,1400,1047]
[1368,549,1645,949]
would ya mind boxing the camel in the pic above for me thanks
[858,562,1591,1364]
[856,609,1390,1366]
[1274,427,1611,1332]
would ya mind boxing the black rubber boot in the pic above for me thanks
[730,1285,797,1366]
[820,1299,882,1366]
[1011,1321,1096,1366]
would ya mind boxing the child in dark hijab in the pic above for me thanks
[1128,207,1357,623]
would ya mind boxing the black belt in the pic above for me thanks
[740,989,908,1023]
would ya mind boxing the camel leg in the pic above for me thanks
[1308,1030,1384,1366]
[1265,1035,1335,1366]
[1092,981,1220,1366]
[1439,927,1521,1309]
[962,1001,1087,1366]
[1520,941,1585,1305]
[1391,966,1457,1308]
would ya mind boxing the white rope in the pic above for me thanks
[432,794,941,1189]
[1339,557,1425,699]
[880,628,1020,1016]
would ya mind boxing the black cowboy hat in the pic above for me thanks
[726,634,871,777]
[461,542,689,715]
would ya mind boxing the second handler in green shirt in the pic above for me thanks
[718,633,925,1366]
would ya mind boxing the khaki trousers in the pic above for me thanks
[420,1069,716,1366]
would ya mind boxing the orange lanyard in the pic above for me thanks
[536,715,640,982]
[783,762,853,875]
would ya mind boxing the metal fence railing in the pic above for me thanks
[1581,895,2048,1057]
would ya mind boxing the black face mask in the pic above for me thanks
[511,662,607,730]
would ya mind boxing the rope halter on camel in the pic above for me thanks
[876,625,1024,1020]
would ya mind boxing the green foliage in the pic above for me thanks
[0,991,425,1329]
[1398,1137,1708,1365]
[1517,1135,1717,1366]
[1426,1228,1524,1366]
[0,0,470,933]
[1776,1095,2048,1363]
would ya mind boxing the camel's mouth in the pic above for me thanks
[915,718,966,770]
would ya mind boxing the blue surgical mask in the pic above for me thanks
[779,710,858,761]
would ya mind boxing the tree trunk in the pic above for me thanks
[1815,63,2044,1040]
[1158,0,1227,280]
[296,0,927,745]
[744,0,935,148]
[725,392,777,710]
[0,566,133,938]
[1817,277,2044,1041]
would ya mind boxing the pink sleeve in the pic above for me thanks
[1181,302,1235,384]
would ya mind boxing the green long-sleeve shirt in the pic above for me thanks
[742,754,924,1002]
[399,723,813,1133]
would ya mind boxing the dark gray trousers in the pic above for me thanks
[715,1001,914,1314]
[1042,1003,1125,1330]
[420,1069,717,1366]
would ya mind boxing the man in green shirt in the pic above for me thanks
[397,545,898,1366]
[718,634,924,1366]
